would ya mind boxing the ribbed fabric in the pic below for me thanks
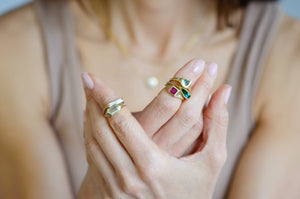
[35,0,282,197]
[35,0,86,193]
[216,2,282,198]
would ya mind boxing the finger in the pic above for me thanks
[85,138,122,198]
[171,115,203,158]
[153,63,218,153]
[202,85,231,154]
[183,85,231,163]
[83,109,109,198]
[82,72,160,168]
[88,160,112,198]
[84,108,115,197]
[137,59,206,137]
[85,87,136,179]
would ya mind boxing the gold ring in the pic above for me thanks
[169,77,192,91]
[165,81,191,100]
[103,98,126,117]
[165,82,184,100]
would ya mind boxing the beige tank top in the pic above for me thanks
[35,1,282,198]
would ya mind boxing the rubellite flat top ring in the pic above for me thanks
[165,80,191,100]
[165,83,184,100]
[103,98,126,117]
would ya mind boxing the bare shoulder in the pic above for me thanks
[0,3,50,121]
[254,14,300,128]
[0,6,76,198]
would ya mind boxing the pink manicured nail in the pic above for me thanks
[81,72,94,89]
[205,93,212,108]
[208,63,218,77]
[224,87,232,104]
[193,59,205,74]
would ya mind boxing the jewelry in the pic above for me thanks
[169,77,192,90]
[165,83,184,100]
[165,81,191,100]
[91,3,211,89]
[103,98,126,117]
[146,76,159,89]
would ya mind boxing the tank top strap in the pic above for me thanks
[35,0,83,127]
[35,0,86,193]
[213,2,282,198]
[226,1,282,131]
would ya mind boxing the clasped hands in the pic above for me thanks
[80,59,232,199]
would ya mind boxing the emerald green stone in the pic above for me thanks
[181,79,191,88]
[181,88,191,99]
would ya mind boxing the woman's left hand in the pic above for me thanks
[80,72,230,199]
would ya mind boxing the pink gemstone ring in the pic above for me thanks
[165,79,192,100]
[165,82,183,100]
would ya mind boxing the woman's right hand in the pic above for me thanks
[78,59,231,198]
[133,59,230,158]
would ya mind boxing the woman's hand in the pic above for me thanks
[133,59,224,157]
[79,61,232,198]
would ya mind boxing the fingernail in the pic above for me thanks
[81,72,94,89]
[208,63,218,77]
[224,87,232,104]
[193,59,205,74]
[205,93,212,108]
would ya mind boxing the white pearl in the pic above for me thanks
[146,76,159,89]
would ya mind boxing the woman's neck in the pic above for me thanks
[76,0,216,61]
[109,0,215,59]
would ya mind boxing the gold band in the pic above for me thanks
[165,82,184,100]
[103,98,126,117]
[165,81,191,100]
[169,77,192,91]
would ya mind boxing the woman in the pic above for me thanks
[0,0,300,198]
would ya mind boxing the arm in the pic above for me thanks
[227,15,300,199]
[0,5,73,198]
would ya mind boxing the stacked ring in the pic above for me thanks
[169,77,192,90]
[165,78,192,100]
[103,98,126,117]
[165,82,184,100]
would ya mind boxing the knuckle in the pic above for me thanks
[110,115,132,138]
[85,138,97,151]
[192,120,203,133]
[179,109,199,127]
[199,78,212,93]
[94,126,106,140]
[156,97,178,116]
[122,179,140,196]
[140,158,164,183]
[205,109,229,128]
[142,167,160,183]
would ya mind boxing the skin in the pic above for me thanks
[0,0,300,198]
[79,65,231,198]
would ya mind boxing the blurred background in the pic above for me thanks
[0,0,299,18]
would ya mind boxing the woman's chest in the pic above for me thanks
[76,33,239,112]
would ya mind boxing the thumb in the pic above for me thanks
[183,85,231,166]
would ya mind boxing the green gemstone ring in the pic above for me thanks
[165,81,191,100]
[169,78,192,90]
